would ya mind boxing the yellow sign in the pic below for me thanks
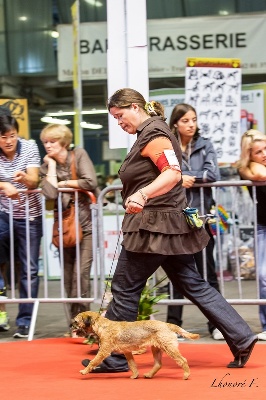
[187,57,241,69]
[0,98,29,139]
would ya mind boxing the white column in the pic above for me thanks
[107,0,149,150]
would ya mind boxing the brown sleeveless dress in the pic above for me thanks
[119,116,209,255]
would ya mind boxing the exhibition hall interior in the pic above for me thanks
[0,0,265,176]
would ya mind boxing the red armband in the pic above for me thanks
[156,150,181,172]
[156,153,169,172]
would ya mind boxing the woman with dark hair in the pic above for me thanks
[80,88,257,373]
[0,114,42,338]
[167,103,223,340]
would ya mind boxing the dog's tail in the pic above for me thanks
[167,323,200,340]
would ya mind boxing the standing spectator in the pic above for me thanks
[0,114,42,338]
[0,106,12,331]
[237,129,266,341]
[0,266,9,331]
[39,124,98,332]
[0,238,13,331]
[80,88,257,373]
[166,103,224,340]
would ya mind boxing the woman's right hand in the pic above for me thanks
[125,191,145,213]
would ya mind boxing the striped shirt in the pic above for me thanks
[0,138,42,218]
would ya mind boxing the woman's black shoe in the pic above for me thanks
[227,337,258,368]
[81,358,129,373]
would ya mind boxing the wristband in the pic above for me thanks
[138,189,148,203]
[64,180,68,187]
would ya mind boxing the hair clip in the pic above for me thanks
[144,101,157,115]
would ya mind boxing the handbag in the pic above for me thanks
[52,202,83,248]
[52,151,83,248]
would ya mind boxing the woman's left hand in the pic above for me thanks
[182,175,196,188]
[43,154,57,166]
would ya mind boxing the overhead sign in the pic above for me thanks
[58,13,266,81]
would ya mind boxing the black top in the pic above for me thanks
[118,116,209,255]
[247,184,266,226]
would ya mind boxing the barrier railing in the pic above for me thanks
[96,181,266,308]
[0,188,97,340]
[1,180,266,341]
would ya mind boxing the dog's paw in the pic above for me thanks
[144,373,153,379]
[130,373,139,379]
[79,368,88,375]
[183,372,190,380]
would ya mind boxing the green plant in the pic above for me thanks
[103,276,168,320]
[137,277,168,320]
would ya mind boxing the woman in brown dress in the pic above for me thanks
[81,88,257,373]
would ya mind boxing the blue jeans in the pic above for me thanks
[0,211,42,326]
[0,272,4,289]
[257,224,266,330]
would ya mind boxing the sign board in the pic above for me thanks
[185,58,241,163]
[150,83,265,164]
[150,88,185,123]
[103,212,124,276]
[241,88,265,134]
[57,14,266,82]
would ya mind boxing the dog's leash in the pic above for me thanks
[98,229,122,315]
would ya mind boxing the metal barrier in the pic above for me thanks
[1,180,266,340]
[0,188,97,340]
[96,181,266,308]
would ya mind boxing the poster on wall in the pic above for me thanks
[102,212,124,276]
[0,99,29,139]
[149,88,185,123]
[149,84,266,162]
[241,88,265,134]
[185,57,242,163]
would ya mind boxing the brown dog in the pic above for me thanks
[73,311,199,379]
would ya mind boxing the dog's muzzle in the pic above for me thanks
[71,321,86,337]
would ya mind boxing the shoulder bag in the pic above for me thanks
[52,151,83,248]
